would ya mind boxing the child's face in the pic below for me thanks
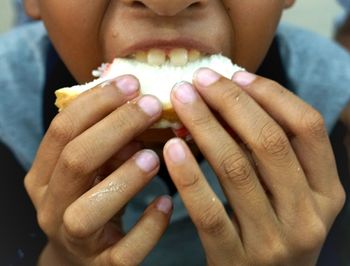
[25,0,294,83]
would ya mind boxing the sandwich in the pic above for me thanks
[55,52,243,140]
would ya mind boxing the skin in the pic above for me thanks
[23,0,345,265]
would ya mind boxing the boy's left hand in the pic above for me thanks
[163,69,345,265]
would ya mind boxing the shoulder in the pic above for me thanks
[338,0,350,11]
[0,22,49,72]
[276,23,350,79]
[0,22,50,169]
[0,22,49,92]
[0,22,48,53]
[276,23,350,132]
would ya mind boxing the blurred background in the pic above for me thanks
[0,0,343,37]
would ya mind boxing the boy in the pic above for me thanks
[1,0,349,264]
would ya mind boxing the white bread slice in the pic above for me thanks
[55,54,243,129]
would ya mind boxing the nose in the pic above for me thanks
[128,0,206,16]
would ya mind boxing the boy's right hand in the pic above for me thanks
[24,75,172,265]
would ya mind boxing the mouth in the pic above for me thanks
[119,38,219,66]
[129,48,204,66]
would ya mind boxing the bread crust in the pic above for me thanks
[55,87,180,128]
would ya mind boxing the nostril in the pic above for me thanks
[188,2,202,9]
[131,1,147,8]
[128,0,206,15]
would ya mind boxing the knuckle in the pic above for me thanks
[327,183,347,216]
[308,222,327,248]
[268,80,282,91]
[177,171,201,189]
[220,85,243,107]
[109,105,147,137]
[300,109,327,139]
[197,203,227,236]
[260,78,280,88]
[256,122,290,159]
[23,172,41,207]
[265,247,289,265]
[136,209,166,237]
[60,144,92,176]
[47,114,75,144]
[110,251,137,266]
[90,85,116,105]
[268,242,288,263]
[63,208,89,240]
[334,185,346,212]
[217,85,244,113]
[218,149,255,193]
[255,78,282,95]
[191,113,216,131]
[251,237,288,265]
[37,209,55,237]
[294,220,327,253]
[112,107,136,131]
[23,172,34,196]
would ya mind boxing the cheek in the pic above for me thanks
[223,1,285,72]
[39,1,109,82]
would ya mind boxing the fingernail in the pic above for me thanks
[173,82,197,104]
[115,75,139,95]
[138,96,162,116]
[156,195,173,214]
[232,71,256,87]
[166,138,186,163]
[135,150,159,172]
[194,68,221,87]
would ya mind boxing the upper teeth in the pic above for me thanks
[131,48,203,66]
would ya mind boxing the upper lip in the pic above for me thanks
[119,37,219,57]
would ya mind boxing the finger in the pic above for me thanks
[98,196,172,266]
[94,141,142,184]
[47,95,162,211]
[170,82,275,229]
[63,149,160,239]
[163,138,242,261]
[193,69,311,211]
[27,75,140,189]
[232,71,339,195]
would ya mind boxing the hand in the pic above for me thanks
[163,69,345,265]
[24,75,172,265]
